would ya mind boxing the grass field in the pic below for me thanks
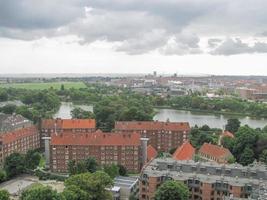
[0,81,87,90]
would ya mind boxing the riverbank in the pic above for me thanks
[154,106,266,119]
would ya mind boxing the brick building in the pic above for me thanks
[140,158,267,200]
[114,121,190,152]
[50,130,144,173]
[198,143,234,164]
[0,126,40,165]
[41,118,96,137]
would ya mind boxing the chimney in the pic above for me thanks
[140,137,149,166]
[42,136,51,168]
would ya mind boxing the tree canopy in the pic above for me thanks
[63,171,113,200]
[154,180,189,200]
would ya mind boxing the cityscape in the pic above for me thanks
[1,1,267,200]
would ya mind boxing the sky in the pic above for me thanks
[1,0,267,75]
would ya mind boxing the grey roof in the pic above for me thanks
[142,158,267,187]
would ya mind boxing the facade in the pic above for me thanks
[50,130,142,173]
[0,126,40,165]
[172,141,195,161]
[140,158,267,200]
[198,143,234,164]
[114,121,190,152]
[0,113,33,133]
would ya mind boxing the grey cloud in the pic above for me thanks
[211,38,267,55]
[208,39,222,48]
[1,0,267,55]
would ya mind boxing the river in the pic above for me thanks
[154,109,267,129]
[54,103,267,129]
[53,102,93,119]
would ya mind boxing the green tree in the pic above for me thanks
[84,157,99,173]
[259,149,267,164]
[118,164,127,176]
[1,104,16,114]
[0,170,7,183]
[25,150,41,170]
[68,160,77,175]
[103,164,119,179]
[0,90,8,102]
[63,171,113,200]
[154,180,189,200]
[20,184,62,200]
[0,189,10,200]
[225,118,241,133]
[71,108,95,119]
[61,84,65,91]
[239,147,254,166]
[4,153,25,178]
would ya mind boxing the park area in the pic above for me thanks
[0,82,87,90]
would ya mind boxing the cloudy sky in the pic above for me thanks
[1,0,267,75]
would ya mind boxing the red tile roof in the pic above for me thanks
[172,141,195,160]
[115,121,190,132]
[51,130,140,146]
[199,143,232,159]
[147,145,157,161]
[42,119,96,129]
[223,131,234,138]
[0,126,38,144]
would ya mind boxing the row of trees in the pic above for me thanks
[68,157,127,178]
[170,95,267,117]
[1,150,42,182]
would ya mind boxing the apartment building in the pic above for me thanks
[50,130,144,173]
[114,121,190,152]
[140,158,267,200]
[41,118,96,137]
[0,126,40,165]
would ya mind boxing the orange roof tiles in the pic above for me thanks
[115,121,190,132]
[42,119,96,129]
[51,130,141,146]
[172,141,195,160]
[0,126,38,144]
[223,131,234,138]
[147,145,157,161]
[199,143,232,159]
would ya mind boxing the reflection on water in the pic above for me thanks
[154,109,267,129]
[54,102,93,119]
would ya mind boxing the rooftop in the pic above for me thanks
[115,121,190,131]
[172,141,195,160]
[51,130,141,146]
[41,118,96,129]
[147,145,158,162]
[199,143,233,159]
[142,158,267,187]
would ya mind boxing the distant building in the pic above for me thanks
[0,126,40,165]
[49,130,144,173]
[236,87,258,99]
[172,141,195,161]
[110,176,139,200]
[114,121,190,152]
[140,158,267,200]
[198,143,233,164]
[0,113,33,133]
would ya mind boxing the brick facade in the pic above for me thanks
[0,126,40,165]
[50,131,142,173]
[115,121,190,152]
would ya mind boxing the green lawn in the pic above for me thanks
[0,81,87,90]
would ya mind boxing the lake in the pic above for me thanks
[154,109,267,129]
[54,103,267,129]
[53,102,93,119]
